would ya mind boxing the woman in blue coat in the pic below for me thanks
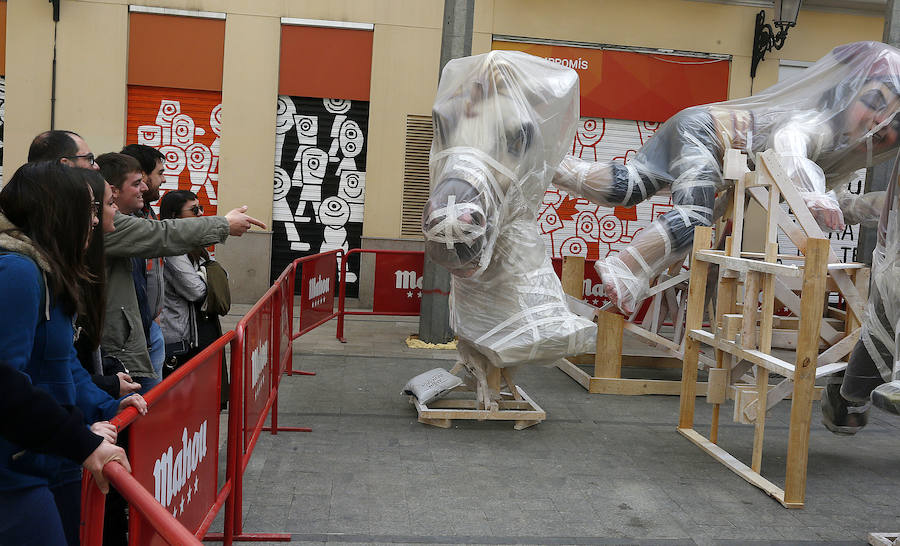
[0,162,147,546]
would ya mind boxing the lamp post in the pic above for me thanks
[750,0,803,79]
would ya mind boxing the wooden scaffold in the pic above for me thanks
[677,149,869,509]
[554,256,697,396]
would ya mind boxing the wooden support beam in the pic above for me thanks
[783,238,828,507]
[595,311,625,379]
[679,227,713,429]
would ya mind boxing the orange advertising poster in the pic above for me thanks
[492,40,729,122]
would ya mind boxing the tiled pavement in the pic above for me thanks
[211,307,900,545]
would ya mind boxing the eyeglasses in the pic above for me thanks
[66,153,95,166]
[189,205,203,216]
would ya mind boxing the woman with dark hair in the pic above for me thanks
[158,191,228,401]
[0,162,147,546]
[76,171,141,398]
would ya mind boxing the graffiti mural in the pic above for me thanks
[541,116,861,264]
[126,86,222,216]
[270,96,368,296]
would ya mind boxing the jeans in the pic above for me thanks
[137,322,165,395]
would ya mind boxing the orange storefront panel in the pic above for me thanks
[128,12,224,92]
[126,85,222,215]
[279,25,373,100]
[492,41,729,122]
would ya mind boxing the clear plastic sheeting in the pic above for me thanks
[853,147,900,414]
[422,50,597,368]
[553,41,900,313]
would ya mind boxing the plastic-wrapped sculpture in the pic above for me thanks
[554,41,900,313]
[822,147,900,433]
[422,51,597,404]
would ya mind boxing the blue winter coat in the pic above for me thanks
[0,252,120,491]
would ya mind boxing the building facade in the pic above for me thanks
[1,0,884,302]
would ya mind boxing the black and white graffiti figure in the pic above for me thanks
[553,41,900,314]
[422,51,597,387]
[270,96,368,294]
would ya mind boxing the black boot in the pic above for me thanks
[821,381,870,435]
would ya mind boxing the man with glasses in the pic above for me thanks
[27,129,99,170]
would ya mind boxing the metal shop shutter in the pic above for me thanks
[125,85,223,216]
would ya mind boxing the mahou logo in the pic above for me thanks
[394,270,423,290]
[152,421,209,508]
[583,278,603,297]
[308,275,330,301]
[251,340,269,397]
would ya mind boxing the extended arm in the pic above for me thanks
[104,213,229,259]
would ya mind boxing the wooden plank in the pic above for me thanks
[624,321,682,353]
[712,235,738,444]
[695,250,803,277]
[817,328,860,367]
[589,377,708,396]
[595,311,625,379]
[644,271,690,298]
[677,428,789,505]
[783,238,828,507]
[706,367,728,404]
[561,256,585,300]
[689,329,796,378]
[555,358,591,390]
[678,227,713,429]
[723,148,749,180]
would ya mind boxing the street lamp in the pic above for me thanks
[750,0,803,79]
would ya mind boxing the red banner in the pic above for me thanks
[299,253,336,332]
[127,352,221,544]
[492,41,729,122]
[373,253,424,314]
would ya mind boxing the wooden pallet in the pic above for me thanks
[678,149,869,509]
[410,363,545,430]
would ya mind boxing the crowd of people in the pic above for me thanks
[0,130,265,545]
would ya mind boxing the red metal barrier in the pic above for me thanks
[82,252,347,544]
[80,332,237,545]
[295,249,343,338]
[336,249,424,342]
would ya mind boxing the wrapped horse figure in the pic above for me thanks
[414,50,597,409]
[554,41,900,314]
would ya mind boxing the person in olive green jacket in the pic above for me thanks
[102,207,264,386]
[99,153,265,389]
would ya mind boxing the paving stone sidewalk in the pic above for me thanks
[214,309,900,546]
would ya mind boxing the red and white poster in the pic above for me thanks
[127,354,221,543]
[299,253,337,333]
[373,252,424,315]
[126,85,223,216]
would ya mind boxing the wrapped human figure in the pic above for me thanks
[822,146,900,433]
[422,51,597,379]
[553,41,900,313]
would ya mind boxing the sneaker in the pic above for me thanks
[871,380,900,415]
[821,381,869,435]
